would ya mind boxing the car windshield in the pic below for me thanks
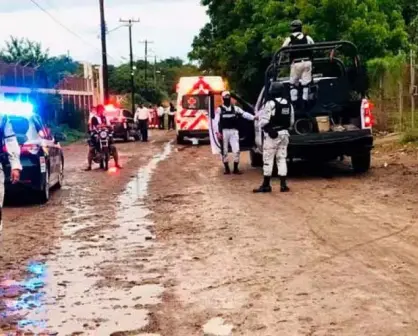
[8,116,40,145]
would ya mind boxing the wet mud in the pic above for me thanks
[0,131,173,335]
[2,131,418,335]
[147,142,418,335]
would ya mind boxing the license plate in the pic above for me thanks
[39,157,46,173]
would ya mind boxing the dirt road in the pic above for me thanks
[147,140,418,336]
[1,131,418,335]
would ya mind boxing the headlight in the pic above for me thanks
[100,131,108,138]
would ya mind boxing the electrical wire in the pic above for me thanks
[28,0,119,62]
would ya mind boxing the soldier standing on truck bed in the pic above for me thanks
[282,20,314,109]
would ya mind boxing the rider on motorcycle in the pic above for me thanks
[85,104,122,170]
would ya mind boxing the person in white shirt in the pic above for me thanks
[157,104,165,130]
[134,104,150,142]
[282,20,314,106]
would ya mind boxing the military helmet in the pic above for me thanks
[290,20,303,32]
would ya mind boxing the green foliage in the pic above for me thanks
[366,53,406,89]
[0,36,81,89]
[108,57,201,105]
[190,0,413,101]
[39,55,80,87]
[49,124,85,145]
[400,129,418,144]
[0,36,49,67]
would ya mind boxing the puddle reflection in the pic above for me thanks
[0,262,47,331]
[1,142,172,334]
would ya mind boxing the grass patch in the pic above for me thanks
[50,124,86,145]
[400,129,418,144]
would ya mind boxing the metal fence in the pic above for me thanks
[0,60,92,91]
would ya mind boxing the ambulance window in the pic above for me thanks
[182,95,209,110]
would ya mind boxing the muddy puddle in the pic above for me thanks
[0,142,172,335]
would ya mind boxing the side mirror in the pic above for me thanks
[54,132,66,143]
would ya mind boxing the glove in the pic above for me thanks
[267,129,279,139]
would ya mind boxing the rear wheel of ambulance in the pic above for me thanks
[176,132,185,145]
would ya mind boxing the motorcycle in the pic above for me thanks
[91,126,113,170]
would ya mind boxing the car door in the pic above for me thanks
[35,117,58,183]
[208,92,222,155]
[123,110,135,131]
[230,92,255,151]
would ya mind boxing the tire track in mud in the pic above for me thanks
[0,132,173,335]
[146,144,418,336]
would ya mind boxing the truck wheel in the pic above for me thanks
[250,149,263,167]
[351,152,371,173]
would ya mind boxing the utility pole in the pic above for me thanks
[120,18,140,113]
[99,0,109,103]
[154,55,157,85]
[139,40,153,89]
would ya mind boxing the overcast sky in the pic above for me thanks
[0,0,208,65]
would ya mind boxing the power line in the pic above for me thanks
[28,0,119,63]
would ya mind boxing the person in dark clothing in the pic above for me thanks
[168,102,176,130]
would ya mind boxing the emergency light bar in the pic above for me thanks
[0,100,34,117]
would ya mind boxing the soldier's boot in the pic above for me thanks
[253,176,272,193]
[224,163,231,175]
[280,176,290,192]
[233,162,242,175]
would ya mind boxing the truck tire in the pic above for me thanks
[250,149,263,167]
[351,152,371,173]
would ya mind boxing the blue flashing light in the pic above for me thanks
[0,99,35,117]
[27,261,46,276]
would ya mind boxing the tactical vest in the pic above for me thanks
[268,99,292,131]
[288,33,312,61]
[219,105,239,130]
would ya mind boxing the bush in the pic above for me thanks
[400,129,418,144]
[49,124,85,145]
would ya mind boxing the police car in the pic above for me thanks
[2,101,65,203]
[102,104,140,142]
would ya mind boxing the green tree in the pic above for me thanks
[40,55,81,87]
[108,57,200,105]
[0,36,49,67]
[189,0,411,101]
